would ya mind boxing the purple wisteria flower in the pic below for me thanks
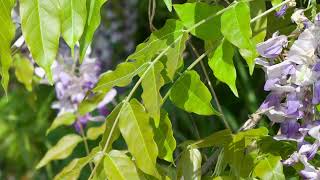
[275,4,288,17]
[256,32,288,59]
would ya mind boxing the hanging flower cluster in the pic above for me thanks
[256,10,320,179]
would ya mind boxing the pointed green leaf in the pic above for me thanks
[220,2,257,74]
[0,0,15,92]
[20,0,61,81]
[253,155,285,180]
[59,0,87,54]
[177,148,202,180]
[119,99,160,178]
[79,0,108,61]
[54,147,100,180]
[170,70,220,115]
[13,54,34,91]
[104,150,140,180]
[208,39,238,97]
[94,62,148,93]
[163,0,172,11]
[46,112,76,135]
[87,122,106,140]
[154,111,176,162]
[141,61,164,126]
[174,3,223,40]
[36,134,82,169]
[191,129,232,149]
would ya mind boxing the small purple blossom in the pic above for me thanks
[275,4,288,17]
[256,33,288,59]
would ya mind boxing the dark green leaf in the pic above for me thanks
[250,0,267,44]
[191,129,232,148]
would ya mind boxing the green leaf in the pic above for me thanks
[104,150,140,180]
[250,0,267,44]
[253,155,285,180]
[13,54,34,91]
[220,2,257,74]
[163,0,172,11]
[208,39,238,97]
[170,70,219,116]
[0,0,15,92]
[36,134,82,169]
[54,147,100,180]
[174,3,223,40]
[191,129,232,149]
[59,0,87,54]
[78,93,105,115]
[79,0,108,61]
[177,148,202,180]
[154,111,176,162]
[94,62,148,93]
[20,0,61,82]
[100,103,122,151]
[46,112,76,135]
[118,99,160,178]
[141,61,164,126]
[87,122,106,140]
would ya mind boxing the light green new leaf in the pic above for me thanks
[250,0,267,44]
[13,54,34,91]
[20,0,61,82]
[174,3,223,40]
[0,0,15,92]
[154,111,176,162]
[220,2,257,74]
[170,70,219,116]
[208,39,238,97]
[36,134,82,169]
[54,147,100,180]
[87,122,106,140]
[94,62,148,93]
[99,103,122,151]
[59,0,87,54]
[119,99,160,178]
[253,155,285,180]
[177,148,202,180]
[46,112,76,135]
[104,150,140,180]
[79,0,108,61]
[163,0,172,12]
[141,61,164,126]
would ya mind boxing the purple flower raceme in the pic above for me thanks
[256,12,320,179]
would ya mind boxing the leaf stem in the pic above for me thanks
[78,123,93,171]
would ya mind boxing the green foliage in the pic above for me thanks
[46,112,76,135]
[0,0,15,92]
[36,134,82,169]
[13,54,34,91]
[163,0,172,12]
[170,70,220,115]
[252,155,285,180]
[87,122,106,140]
[177,148,202,180]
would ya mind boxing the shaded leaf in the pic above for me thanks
[80,0,108,61]
[0,0,15,92]
[13,54,34,91]
[46,112,76,135]
[118,99,160,178]
[20,0,61,81]
[59,0,87,54]
[154,111,176,162]
[208,39,237,97]
[253,155,285,180]
[177,148,202,180]
[36,134,82,169]
[174,3,223,40]
[170,70,219,115]
[250,0,267,44]
[191,129,232,149]
[87,122,106,140]
[104,150,140,180]
[220,2,257,74]
[163,0,172,12]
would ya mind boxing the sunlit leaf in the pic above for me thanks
[170,70,220,115]
[104,150,140,180]
[220,2,257,74]
[163,0,172,11]
[208,39,238,97]
[54,147,100,180]
[154,111,176,162]
[79,0,108,61]
[59,0,87,54]
[118,99,160,178]
[20,0,61,81]
[13,54,34,91]
[36,134,82,169]
[174,2,223,40]
[177,148,202,180]
[87,122,106,140]
[0,0,15,92]
[46,112,76,135]
[253,155,285,180]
